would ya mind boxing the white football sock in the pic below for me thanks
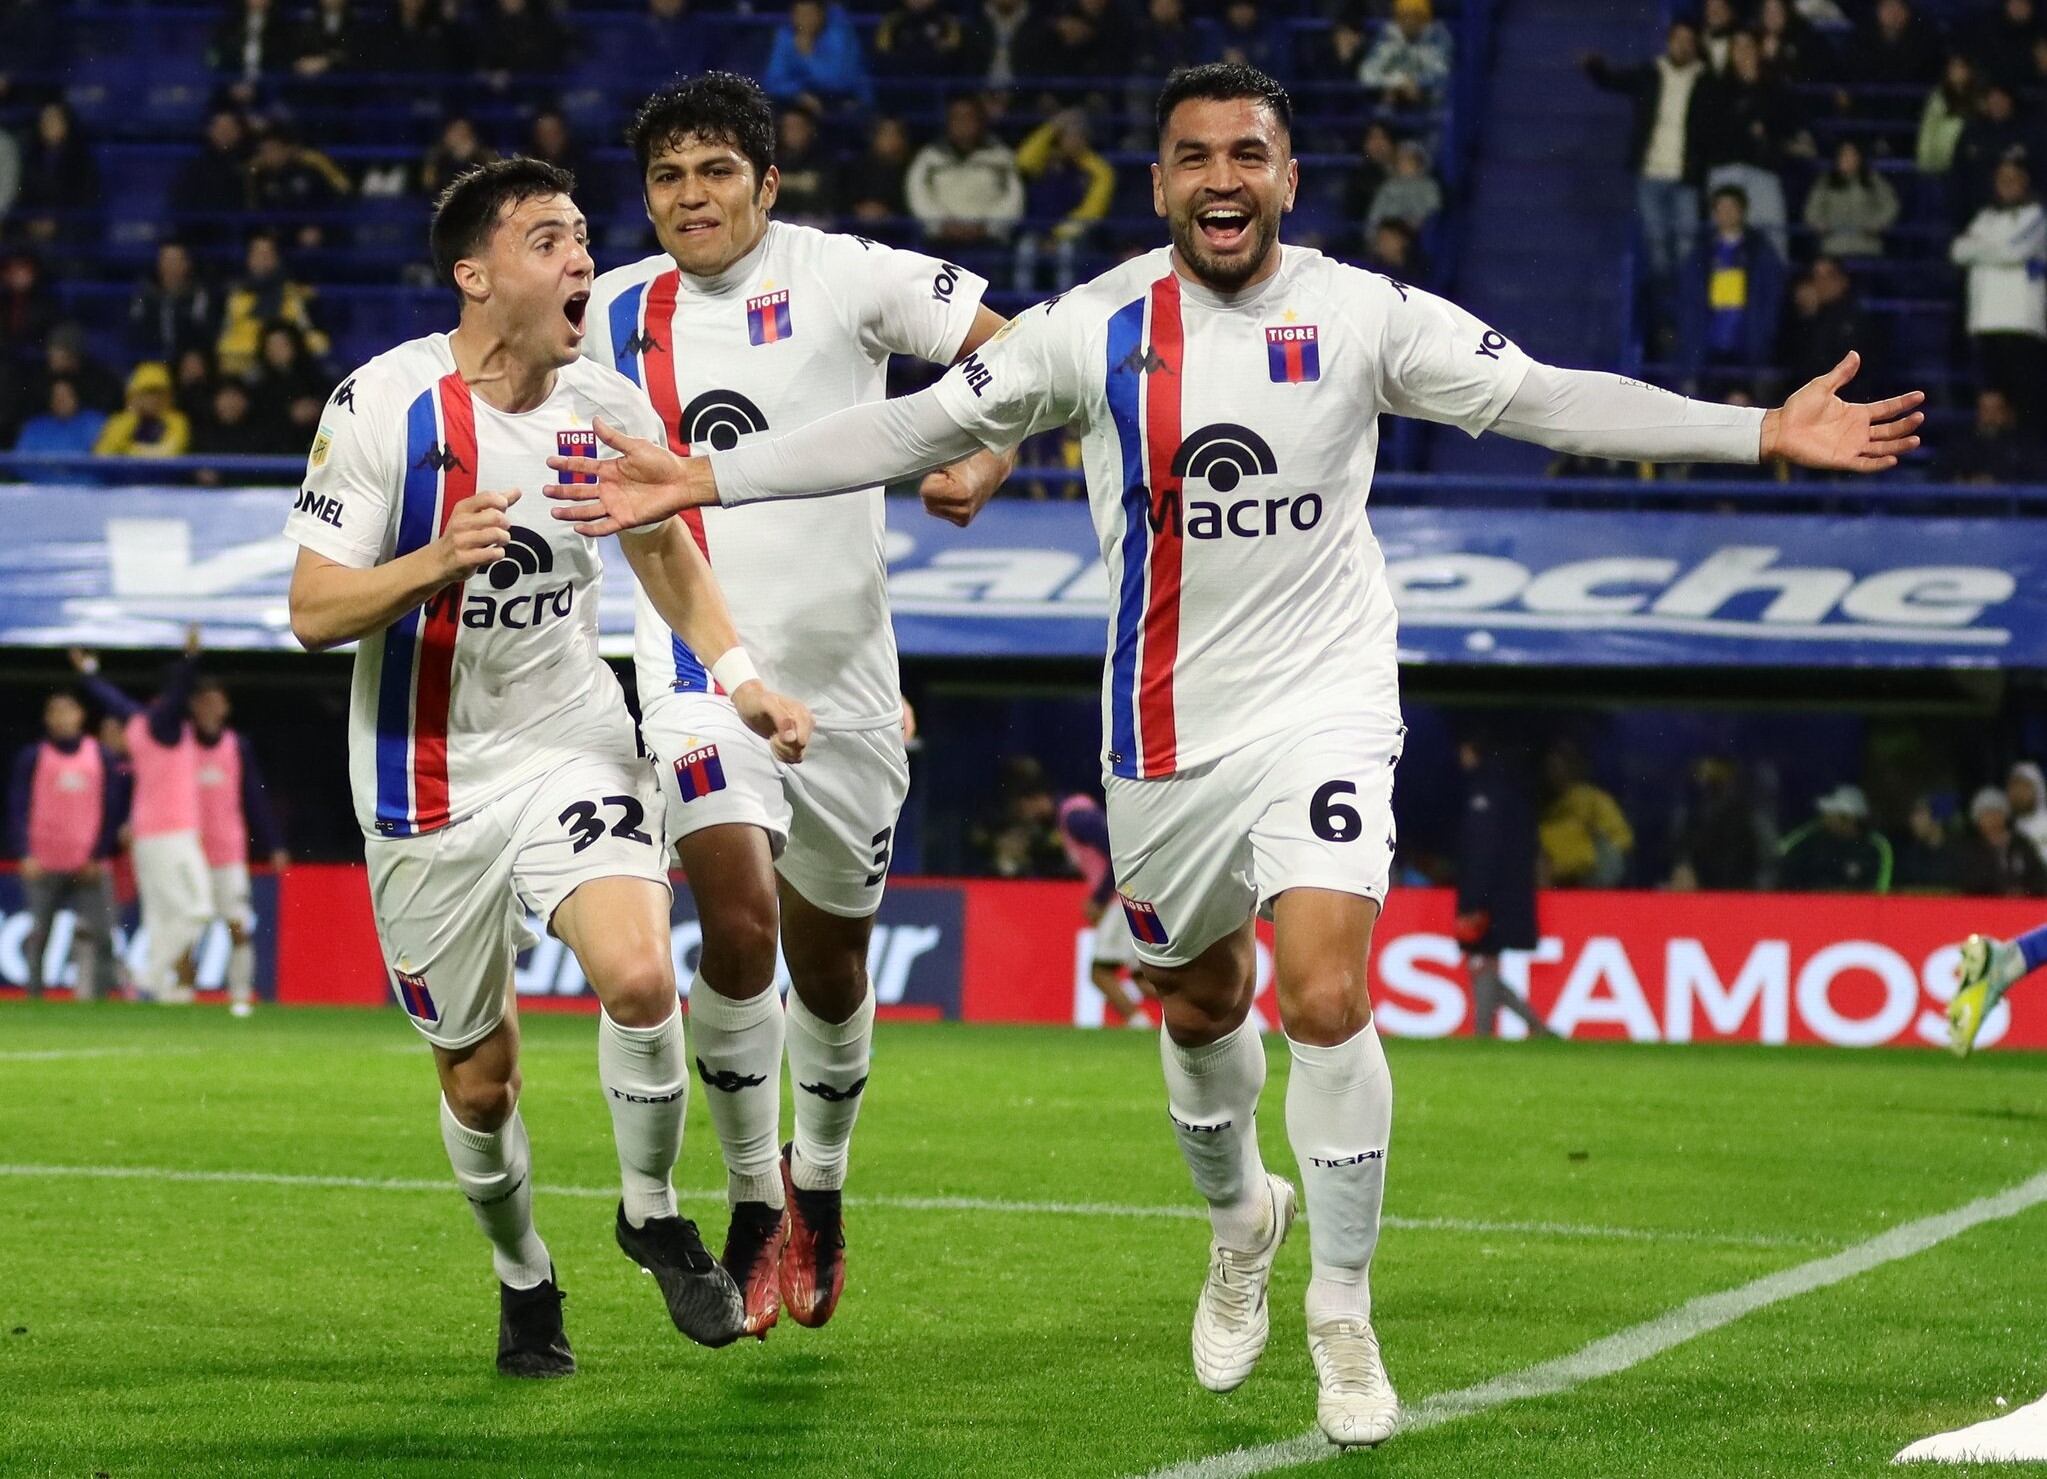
[597,1006,687,1227]
[786,986,874,1192]
[1286,1023,1392,1321]
[1161,1017,1273,1251]
[686,973,787,1209]
[228,938,255,1004]
[438,1095,552,1290]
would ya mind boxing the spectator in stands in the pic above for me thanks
[216,232,327,378]
[418,116,496,197]
[842,115,913,225]
[1366,218,1425,281]
[907,95,1024,244]
[14,101,100,255]
[1803,139,1900,258]
[983,0,1063,88]
[1012,109,1114,290]
[1780,785,1892,892]
[1943,386,2042,481]
[1345,121,1397,233]
[970,755,1068,878]
[1955,786,2047,895]
[1538,741,1633,888]
[1454,732,1549,1039]
[191,378,276,480]
[1893,797,1960,891]
[1952,158,2047,421]
[1700,29,1807,258]
[10,381,106,473]
[1042,0,1128,81]
[1584,22,1716,339]
[1359,0,1454,108]
[210,0,288,84]
[877,0,986,80]
[1366,139,1442,236]
[247,322,330,445]
[763,0,875,113]
[1131,0,1203,83]
[526,109,604,219]
[38,324,120,415]
[93,362,191,461]
[477,0,566,83]
[774,106,836,228]
[175,348,215,405]
[0,249,55,373]
[1951,84,2040,218]
[2008,762,2047,863]
[1757,0,1829,84]
[1782,255,1872,389]
[171,109,253,250]
[1213,0,1285,80]
[1699,0,1740,73]
[128,242,220,369]
[1967,0,2043,93]
[247,123,351,249]
[1918,54,1980,176]
[1840,0,1942,92]
[1678,185,1786,390]
[359,0,460,73]
[291,0,360,76]
[1667,756,1764,890]
[0,114,19,228]
[1312,13,1370,84]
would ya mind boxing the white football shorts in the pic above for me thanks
[208,862,254,932]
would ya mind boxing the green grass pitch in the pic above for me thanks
[3,1002,2046,1477]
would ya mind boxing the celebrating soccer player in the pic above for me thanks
[547,65,1923,1444]
[283,158,814,1376]
[581,74,1010,1336]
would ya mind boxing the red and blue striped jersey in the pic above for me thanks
[284,334,661,838]
[584,223,987,733]
[933,246,1531,781]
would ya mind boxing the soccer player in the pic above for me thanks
[1059,790,1150,1024]
[580,73,1009,1336]
[188,678,288,1017]
[70,637,210,1004]
[283,157,814,1375]
[1949,927,2047,1055]
[546,65,1923,1443]
[7,688,122,999]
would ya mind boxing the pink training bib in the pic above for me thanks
[125,712,200,839]
[27,738,104,873]
[195,730,247,867]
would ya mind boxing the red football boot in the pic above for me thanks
[777,1143,846,1328]
[720,1200,788,1340]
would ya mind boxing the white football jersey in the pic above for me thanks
[931,245,1532,781]
[284,334,662,838]
[584,221,987,731]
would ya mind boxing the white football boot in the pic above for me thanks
[1307,1313,1400,1447]
[1190,1173,1296,1392]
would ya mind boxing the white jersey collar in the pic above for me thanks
[676,222,776,299]
[1173,243,1294,312]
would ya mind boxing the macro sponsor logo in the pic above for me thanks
[1139,423,1320,541]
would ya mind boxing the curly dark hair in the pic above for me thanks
[627,71,776,191]
[429,156,577,296]
[1153,62,1293,142]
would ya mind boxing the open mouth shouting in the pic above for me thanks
[1195,202,1253,253]
[563,290,590,337]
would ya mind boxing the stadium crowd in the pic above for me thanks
[1587,0,2047,478]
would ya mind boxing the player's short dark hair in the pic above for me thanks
[1154,63,1292,143]
[429,156,577,296]
[1710,183,1749,210]
[192,675,227,700]
[628,72,776,190]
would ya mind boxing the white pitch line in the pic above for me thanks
[0,1163,1814,1249]
[0,1045,206,1063]
[1138,1167,2047,1479]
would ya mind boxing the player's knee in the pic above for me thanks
[698,896,780,996]
[1155,979,1251,1046]
[1280,970,1371,1046]
[446,1071,519,1132]
[596,952,680,1027]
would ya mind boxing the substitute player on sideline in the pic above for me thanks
[547,65,1924,1445]
[189,678,288,1017]
[284,158,814,1375]
[582,73,1009,1336]
[72,638,210,1004]
[7,687,123,999]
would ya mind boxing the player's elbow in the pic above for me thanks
[288,593,345,652]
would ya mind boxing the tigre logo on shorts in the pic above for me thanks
[395,970,439,1023]
[1119,895,1171,946]
[674,745,728,802]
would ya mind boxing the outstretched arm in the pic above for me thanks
[1491,353,1923,472]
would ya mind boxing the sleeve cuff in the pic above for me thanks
[285,521,381,569]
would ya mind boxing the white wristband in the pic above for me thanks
[710,648,759,694]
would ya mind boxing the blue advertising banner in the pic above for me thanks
[0,487,2030,668]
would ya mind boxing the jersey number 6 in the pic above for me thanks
[1310,780,1362,843]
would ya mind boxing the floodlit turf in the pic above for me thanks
[3,1005,2046,1478]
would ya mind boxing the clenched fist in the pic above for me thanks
[436,490,521,582]
[732,679,814,765]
